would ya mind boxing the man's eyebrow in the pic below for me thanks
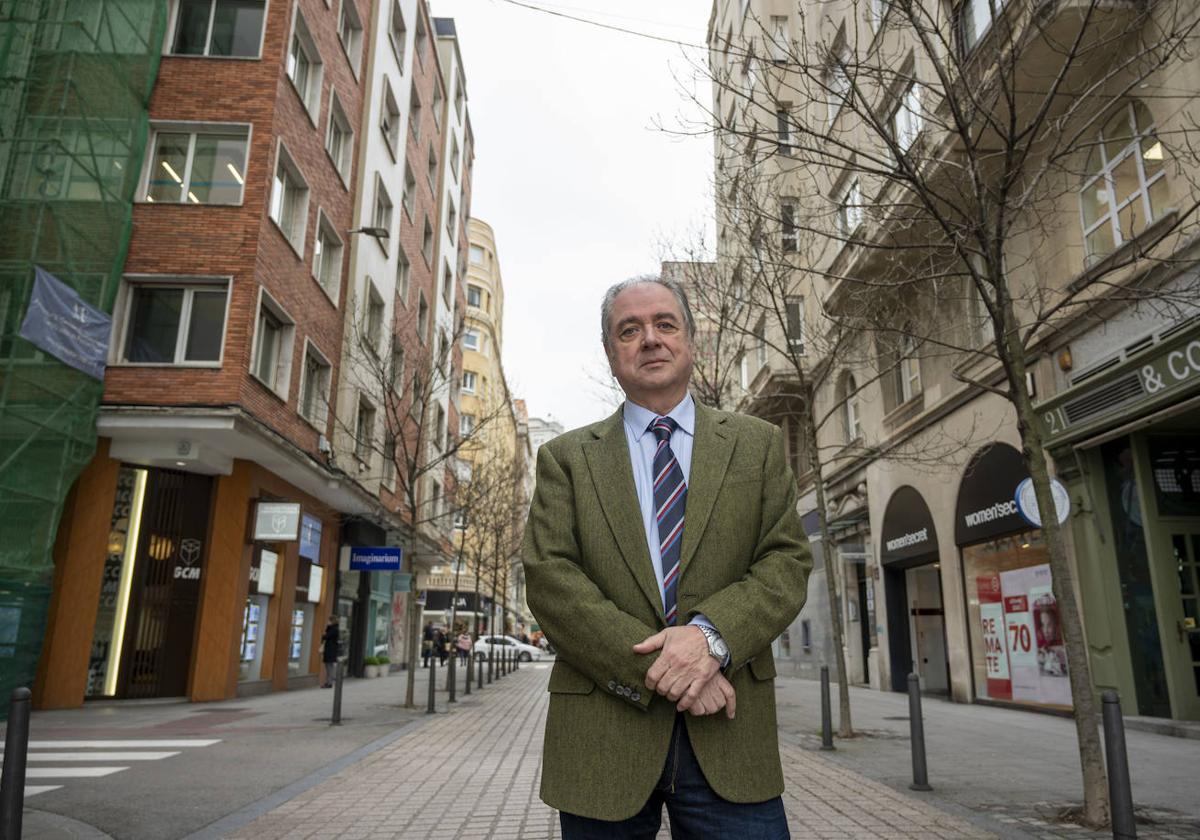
[614,311,681,332]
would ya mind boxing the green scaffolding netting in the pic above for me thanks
[0,0,165,710]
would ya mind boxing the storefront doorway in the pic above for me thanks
[87,466,212,699]
[907,565,949,694]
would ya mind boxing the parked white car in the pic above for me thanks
[474,635,544,663]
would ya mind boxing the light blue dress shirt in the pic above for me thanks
[622,393,725,658]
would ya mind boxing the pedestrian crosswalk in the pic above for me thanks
[0,738,220,798]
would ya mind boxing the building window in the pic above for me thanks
[372,176,393,249]
[402,163,416,217]
[421,217,433,264]
[738,352,748,389]
[755,317,767,368]
[836,178,863,239]
[363,279,385,353]
[843,372,861,441]
[459,413,475,436]
[868,0,889,31]
[432,83,444,129]
[389,345,405,393]
[426,142,438,189]
[389,0,406,64]
[966,264,996,348]
[892,82,922,153]
[785,296,804,354]
[170,0,265,58]
[469,245,485,266]
[414,12,428,64]
[312,213,343,301]
[770,16,788,62]
[119,281,228,364]
[338,0,363,71]
[432,403,445,451]
[144,128,247,204]
[382,431,396,486]
[824,43,850,126]
[781,198,797,252]
[467,284,483,308]
[462,370,477,393]
[269,144,309,252]
[441,261,453,304]
[381,79,401,157]
[355,397,376,463]
[776,107,792,155]
[252,292,295,396]
[961,0,1009,53]
[326,95,353,183]
[446,200,457,243]
[300,342,331,426]
[450,136,460,181]
[1080,100,1168,261]
[454,75,465,120]
[397,251,410,306]
[437,331,450,378]
[409,84,422,139]
[417,292,429,342]
[463,328,480,351]
[286,11,323,118]
[897,332,922,403]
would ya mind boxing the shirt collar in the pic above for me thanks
[623,392,695,441]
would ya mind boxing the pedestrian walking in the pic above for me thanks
[456,630,472,663]
[422,621,435,669]
[319,615,339,688]
[434,627,449,666]
[523,276,811,838]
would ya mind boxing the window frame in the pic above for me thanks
[397,250,411,307]
[380,78,401,160]
[299,338,332,429]
[140,122,251,205]
[311,210,344,304]
[337,0,364,76]
[463,328,480,351]
[372,174,393,254]
[114,275,231,367]
[461,370,477,394]
[249,287,296,399]
[355,395,376,464]
[780,198,798,252]
[897,333,922,404]
[843,372,861,441]
[269,140,310,255]
[362,277,386,355]
[891,81,922,154]
[286,8,324,123]
[388,0,407,67]
[835,177,863,239]
[325,94,353,186]
[167,0,267,59]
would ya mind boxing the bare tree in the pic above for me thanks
[690,0,1200,825]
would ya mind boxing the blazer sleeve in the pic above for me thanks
[687,424,812,670]
[522,443,660,710]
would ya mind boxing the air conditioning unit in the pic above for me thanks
[317,434,332,454]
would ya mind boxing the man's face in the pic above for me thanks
[605,283,694,406]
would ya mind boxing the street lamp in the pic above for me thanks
[348,226,389,240]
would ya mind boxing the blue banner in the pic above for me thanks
[299,514,322,562]
[19,266,112,380]
[349,546,402,571]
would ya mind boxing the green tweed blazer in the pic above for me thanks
[522,401,812,821]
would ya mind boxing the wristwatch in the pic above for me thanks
[697,624,730,667]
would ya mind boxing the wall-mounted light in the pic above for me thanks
[348,226,389,240]
[1057,347,1074,371]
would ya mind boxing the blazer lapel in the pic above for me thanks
[680,403,735,572]
[583,408,665,621]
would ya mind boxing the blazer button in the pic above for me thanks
[607,680,617,692]
[621,686,631,697]
[631,691,641,702]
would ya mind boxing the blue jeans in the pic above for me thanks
[559,714,790,840]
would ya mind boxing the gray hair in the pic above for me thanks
[600,275,697,353]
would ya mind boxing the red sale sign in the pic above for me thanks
[977,575,1012,700]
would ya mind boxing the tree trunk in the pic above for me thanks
[1013,394,1110,826]
[802,409,854,738]
[446,525,467,691]
[403,526,420,708]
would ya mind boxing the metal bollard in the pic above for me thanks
[0,687,32,840]
[487,649,493,684]
[448,652,457,703]
[331,662,344,725]
[820,666,835,751]
[427,652,437,714]
[1102,691,1137,839]
[477,650,484,689]
[465,650,472,696]
[907,673,932,791]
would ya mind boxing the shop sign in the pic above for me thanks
[253,502,301,541]
[251,548,279,595]
[956,444,1032,545]
[349,546,402,571]
[1014,477,1071,528]
[424,591,479,612]
[393,573,412,593]
[307,565,324,604]
[880,486,938,565]
[976,574,1012,700]
[299,514,322,562]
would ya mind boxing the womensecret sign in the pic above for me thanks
[880,486,938,565]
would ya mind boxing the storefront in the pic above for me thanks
[956,443,1072,712]
[879,486,948,694]
[1037,316,1200,721]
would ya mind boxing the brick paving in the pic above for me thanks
[229,664,995,839]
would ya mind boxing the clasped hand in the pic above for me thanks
[633,626,735,719]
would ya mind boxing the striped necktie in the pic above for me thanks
[650,416,687,625]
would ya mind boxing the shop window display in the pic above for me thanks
[963,530,1073,710]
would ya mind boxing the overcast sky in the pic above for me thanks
[431,0,715,431]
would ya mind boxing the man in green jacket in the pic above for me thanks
[523,276,812,838]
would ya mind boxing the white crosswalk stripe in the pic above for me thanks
[2,738,221,798]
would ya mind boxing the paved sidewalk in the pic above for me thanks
[228,664,992,840]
